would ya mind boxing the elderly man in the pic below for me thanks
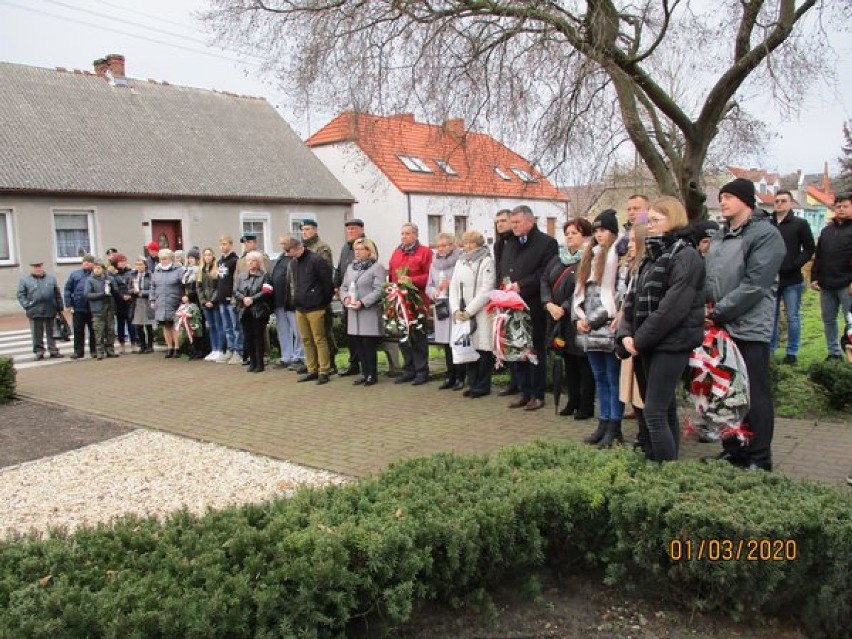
[389,222,433,385]
[17,259,64,360]
[287,236,335,384]
[498,205,558,411]
[705,177,785,471]
[64,253,97,360]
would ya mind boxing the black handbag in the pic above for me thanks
[434,298,450,321]
[53,313,71,341]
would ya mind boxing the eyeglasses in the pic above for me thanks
[647,216,666,225]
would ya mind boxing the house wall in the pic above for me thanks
[0,195,350,301]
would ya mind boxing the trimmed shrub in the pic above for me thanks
[809,359,852,409]
[0,356,15,403]
[0,443,850,638]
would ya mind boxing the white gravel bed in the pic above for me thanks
[0,430,347,538]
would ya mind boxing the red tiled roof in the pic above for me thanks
[728,166,781,184]
[806,185,834,206]
[306,112,567,202]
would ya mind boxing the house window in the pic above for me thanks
[435,159,458,176]
[53,210,93,262]
[494,167,512,181]
[428,215,442,244]
[290,213,315,238]
[454,216,468,238]
[240,211,270,253]
[0,209,13,264]
[510,167,537,183]
[398,155,433,173]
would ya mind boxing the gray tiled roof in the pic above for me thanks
[0,62,354,203]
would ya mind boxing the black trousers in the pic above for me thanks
[72,311,95,357]
[134,324,154,351]
[466,350,494,395]
[517,310,548,400]
[442,344,467,383]
[241,314,269,368]
[635,350,691,462]
[342,312,360,368]
[400,331,429,379]
[352,335,379,379]
[562,352,595,415]
[722,340,773,464]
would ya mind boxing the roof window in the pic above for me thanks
[510,167,537,183]
[398,155,432,173]
[435,159,458,176]
[494,167,512,181]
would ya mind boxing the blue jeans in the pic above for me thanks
[820,287,852,357]
[274,307,304,362]
[587,351,623,421]
[202,305,224,352]
[770,281,805,355]
[218,302,243,353]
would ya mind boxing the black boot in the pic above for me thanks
[597,420,624,449]
[559,401,577,417]
[583,420,608,445]
[438,376,456,390]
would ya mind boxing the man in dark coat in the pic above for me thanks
[63,253,97,359]
[271,234,305,370]
[498,205,559,411]
[17,259,64,360]
[287,237,335,384]
[770,190,815,365]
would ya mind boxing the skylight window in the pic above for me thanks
[494,167,512,181]
[435,159,458,176]
[398,155,432,173]
[511,167,537,183]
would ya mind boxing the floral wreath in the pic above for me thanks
[381,267,427,343]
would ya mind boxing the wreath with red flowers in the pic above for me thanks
[381,268,427,342]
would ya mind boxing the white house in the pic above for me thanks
[306,112,569,260]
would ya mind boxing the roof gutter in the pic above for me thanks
[0,188,356,205]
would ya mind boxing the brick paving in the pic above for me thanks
[11,348,851,487]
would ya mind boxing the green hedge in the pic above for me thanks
[0,356,15,403]
[1,443,850,638]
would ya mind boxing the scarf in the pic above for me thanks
[631,233,686,324]
[352,258,375,271]
[303,235,319,250]
[398,240,421,255]
[573,242,619,321]
[559,245,584,266]
[461,245,489,264]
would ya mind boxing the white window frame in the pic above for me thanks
[494,167,512,181]
[290,212,316,238]
[239,210,271,254]
[435,159,458,176]
[52,208,95,264]
[0,208,15,265]
[453,215,468,238]
[510,167,537,183]
[398,154,433,173]
[427,215,443,245]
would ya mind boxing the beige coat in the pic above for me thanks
[449,247,496,352]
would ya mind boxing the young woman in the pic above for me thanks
[618,196,705,462]
[572,209,626,448]
[340,238,387,386]
[198,248,223,361]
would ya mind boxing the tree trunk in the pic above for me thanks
[681,142,709,221]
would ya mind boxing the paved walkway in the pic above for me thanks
[11,342,851,487]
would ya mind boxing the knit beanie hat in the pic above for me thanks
[187,247,201,261]
[719,178,756,209]
[592,209,619,235]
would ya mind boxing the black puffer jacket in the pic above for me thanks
[291,249,334,312]
[620,232,705,353]
[812,217,852,290]
[271,255,294,311]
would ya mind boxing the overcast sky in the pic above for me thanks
[1,0,850,181]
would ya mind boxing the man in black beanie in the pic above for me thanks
[704,177,784,471]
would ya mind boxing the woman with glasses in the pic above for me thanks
[617,196,705,462]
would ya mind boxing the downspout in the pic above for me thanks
[406,192,412,224]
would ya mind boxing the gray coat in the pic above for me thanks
[17,273,62,318]
[84,274,117,314]
[449,247,496,352]
[341,261,387,337]
[150,264,185,322]
[705,210,785,343]
[425,248,460,344]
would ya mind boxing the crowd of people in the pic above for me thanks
[15,183,852,475]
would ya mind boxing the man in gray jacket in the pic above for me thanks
[705,178,785,471]
[17,259,64,360]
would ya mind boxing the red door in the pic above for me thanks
[150,220,183,252]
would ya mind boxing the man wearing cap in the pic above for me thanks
[17,259,64,360]
[705,177,785,472]
[64,254,98,359]
[301,220,337,371]
[334,219,366,376]
[769,190,815,366]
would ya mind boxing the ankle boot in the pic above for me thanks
[583,419,608,445]
[597,420,624,449]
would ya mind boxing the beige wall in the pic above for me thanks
[0,195,351,301]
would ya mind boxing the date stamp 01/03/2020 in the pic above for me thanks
[668,538,798,562]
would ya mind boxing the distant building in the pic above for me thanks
[305,112,568,258]
[0,54,353,298]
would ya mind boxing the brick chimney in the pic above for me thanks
[443,118,465,137]
[105,54,125,78]
[93,58,108,76]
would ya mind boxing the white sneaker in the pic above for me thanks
[216,350,231,363]
[227,351,243,365]
[205,350,221,361]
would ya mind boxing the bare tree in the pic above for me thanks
[202,0,838,219]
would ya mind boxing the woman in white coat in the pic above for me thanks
[340,238,387,387]
[449,230,497,398]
